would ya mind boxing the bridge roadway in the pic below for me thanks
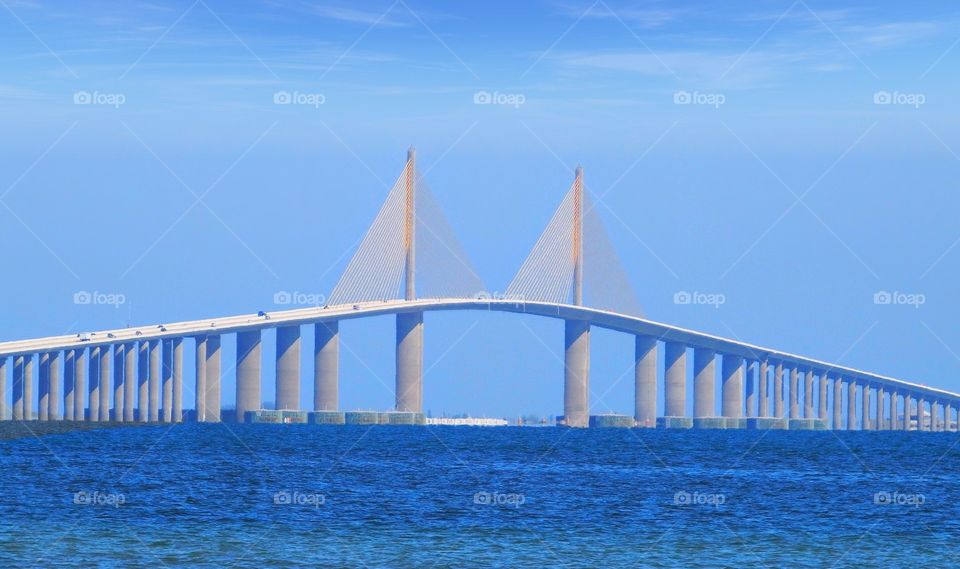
[0,298,955,429]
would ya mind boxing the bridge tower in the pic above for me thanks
[396,147,424,413]
[564,166,590,427]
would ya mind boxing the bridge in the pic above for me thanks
[0,149,955,431]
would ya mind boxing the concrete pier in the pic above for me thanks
[0,358,5,420]
[904,394,913,431]
[931,402,940,431]
[195,336,206,422]
[774,361,784,418]
[64,351,75,421]
[276,326,301,411]
[847,380,856,431]
[890,391,899,430]
[397,312,425,414]
[88,347,100,422]
[113,345,124,421]
[236,330,261,421]
[123,343,135,422]
[947,403,955,431]
[314,322,339,412]
[74,349,85,421]
[832,377,842,429]
[663,342,686,418]
[803,368,813,418]
[758,360,769,417]
[149,340,160,422]
[162,339,173,423]
[563,320,590,427]
[876,386,885,430]
[99,345,110,422]
[138,342,148,422]
[48,352,60,420]
[205,335,221,422]
[172,338,183,423]
[789,366,799,419]
[818,372,828,420]
[744,360,756,417]
[862,384,871,431]
[23,356,33,421]
[38,353,49,421]
[634,336,657,427]
[721,354,743,418]
[12,355,23,420]
[693,348,715,419]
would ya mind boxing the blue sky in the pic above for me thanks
[1,0,959,418]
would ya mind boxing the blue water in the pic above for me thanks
[1,425,957,567]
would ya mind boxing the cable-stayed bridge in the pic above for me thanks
[0,149,955,431]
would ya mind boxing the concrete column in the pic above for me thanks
[23,355,33,421]
[138,342,148,422]
[861,384,871,431]
[876,386,885,430]
[832,377,842,429]
[947,403,955,432]
[236,330,262,422]
[123,343,135,422]
[758,360,769,417]
[744,360,756,418]
[38,353,49,421]
[74,349,85,421]
[904,394,913,431]
[195,336,206,422]
[663,342,686,418]
[172,338,183,423]
[88,347,100,422]
[721,354,743,418]
[563,320,590,427]
[0,357,6,421]
[774,361,784,418]
[113,345,124,422]
[846,380,856,431]
[789,366,799,419]
[64,351,75,421]
[48,352,60,420]
[803,368,813,418]
[276,326,301,411]
[396,313,425,414]
[162,339,173,423]
[314,322,339,412]
[818,372,828,420]
[99,345,110,422]
[692,348,715,419]
[632,335,656,426]
[931,401,940,432]
[149,340,160,422]
[890,392,899,430]
[12,355,23,420]
[205,334,221,422]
